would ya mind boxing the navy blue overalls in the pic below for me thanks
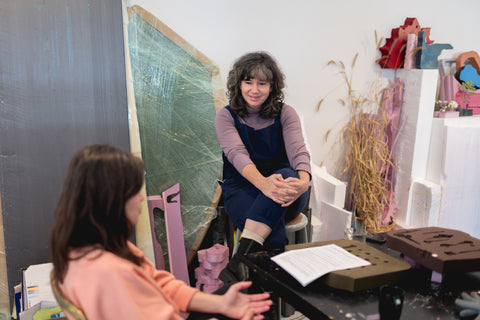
[220,105,308,249]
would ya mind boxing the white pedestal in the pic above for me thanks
[392,69,438,227]
[426,116,480,238]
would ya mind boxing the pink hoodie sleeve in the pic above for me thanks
[129,242,198,312]
[62,244,198,320]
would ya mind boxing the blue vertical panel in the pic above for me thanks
[0,0,129,307]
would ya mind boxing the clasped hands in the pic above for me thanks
[266,173,306,207]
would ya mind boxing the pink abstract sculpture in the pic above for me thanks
[147,183,190,286]
[403,33,417,69]
[147,195,166,270]
[438,59,459,102]
[455,90,480,114]
[440,76,459,102]
[163,183,190,286]
[379,78,405,225]
[195,244,229,293]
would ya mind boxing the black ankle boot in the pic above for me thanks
[236,237,264,256]
[219,238,263,283]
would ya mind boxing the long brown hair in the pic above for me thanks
[226,51,285,118]
[50,144,144,282]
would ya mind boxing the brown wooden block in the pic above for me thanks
[386,227,480,274]
[286,239,411,292]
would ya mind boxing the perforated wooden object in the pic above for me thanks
[387,227,480,274]
[286,239,411,292]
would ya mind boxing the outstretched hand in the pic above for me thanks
[455,291,480,319]
[220,281,272,320]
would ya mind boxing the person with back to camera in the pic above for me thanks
[49,144,272,320]
[216,52,311,282]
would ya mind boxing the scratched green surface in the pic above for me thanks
[128,11,222,268]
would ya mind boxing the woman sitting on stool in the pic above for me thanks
[215,52,311,282]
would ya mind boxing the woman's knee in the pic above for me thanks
[274,167,297,179]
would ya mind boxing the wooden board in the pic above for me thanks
[387,227,480,273]
[287,239,411,292]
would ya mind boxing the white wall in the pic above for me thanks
[126,0,480,175]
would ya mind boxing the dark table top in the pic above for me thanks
[241,241,480,319]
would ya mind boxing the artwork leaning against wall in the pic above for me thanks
[127,5,226,267]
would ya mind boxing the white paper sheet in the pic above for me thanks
[271,244,371,287]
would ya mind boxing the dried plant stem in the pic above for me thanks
[321,58,397,233]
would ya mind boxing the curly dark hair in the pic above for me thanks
[50,144,145,282]
[226,51,285,118]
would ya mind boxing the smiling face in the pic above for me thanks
[240,77,272,109]
[125,190,144,226]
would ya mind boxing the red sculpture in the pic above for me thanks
[378,17,433,69]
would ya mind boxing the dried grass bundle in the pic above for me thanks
[320,57,401,233]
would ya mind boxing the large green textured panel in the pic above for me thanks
[128,10,222,267]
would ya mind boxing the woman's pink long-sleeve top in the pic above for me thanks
[60,241,198,319]
[215,103,311,177]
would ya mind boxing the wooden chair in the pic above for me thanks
[50,272,87,320]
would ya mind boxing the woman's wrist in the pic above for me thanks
[187,291,225,314]
[297,170,310,193]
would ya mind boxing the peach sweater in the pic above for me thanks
[60,242,198,319]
